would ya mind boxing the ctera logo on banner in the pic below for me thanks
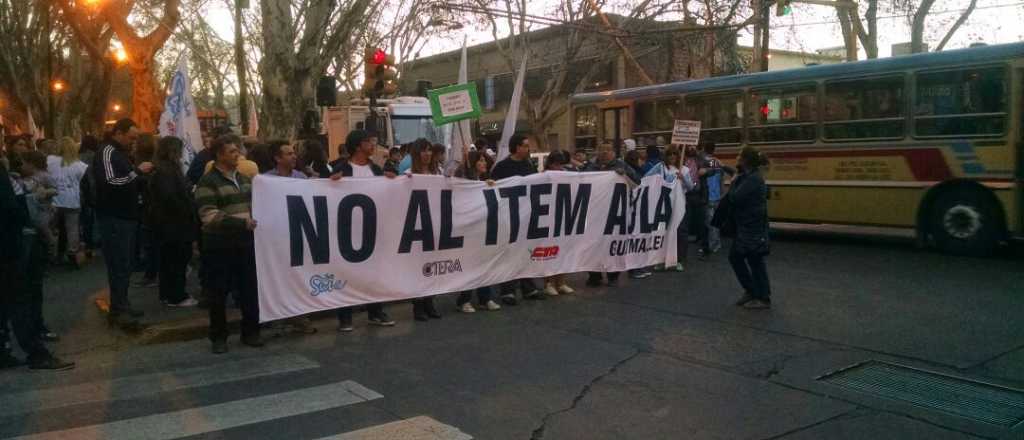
[422,259,463,277]
[253,171,686,322]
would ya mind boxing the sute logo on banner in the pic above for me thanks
[422,259,463,277]
[309,274,346,296]
[530,246,560,261]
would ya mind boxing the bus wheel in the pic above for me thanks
[929,187,1000,257]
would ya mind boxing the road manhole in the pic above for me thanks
[817,360,1024,427]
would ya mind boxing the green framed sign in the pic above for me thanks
[427,82,482,126]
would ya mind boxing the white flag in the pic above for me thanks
[158,55,204,170]
[26,111,41,141]
[446,36,474,175]
[496,56,527,162]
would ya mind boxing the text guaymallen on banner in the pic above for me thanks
[252,171,686,322]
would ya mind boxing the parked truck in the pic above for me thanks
[321,96,450,162]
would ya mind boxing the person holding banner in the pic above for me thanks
[195,135,262,354]
[453,150,502,313]
[542,151,576,296]
[584,143,639,287]
[405,139,446,320]
[491,134,544,305]
[331,130,398,331]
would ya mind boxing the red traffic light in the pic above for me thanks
[372,49,386,65]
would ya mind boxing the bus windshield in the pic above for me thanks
[392,116,446,146]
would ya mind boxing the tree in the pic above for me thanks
[56,0,118,133]
[258,0,377,139]
[96,0,181,131]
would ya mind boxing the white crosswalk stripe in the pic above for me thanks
[317,416,473,440]
[0,354,320,418]
[8,381,382,440]
[1,353,473,440]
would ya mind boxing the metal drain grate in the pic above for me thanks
[817,360,1024,427]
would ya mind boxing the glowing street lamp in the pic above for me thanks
[51,80,67,92]
[112,103,122,112]
[114,48,128,64]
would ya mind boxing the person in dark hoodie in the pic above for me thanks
[92,118,154,327]
[729,146,772,310]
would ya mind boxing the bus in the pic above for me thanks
[568,42,1024,256]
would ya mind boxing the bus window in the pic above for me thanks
[824,76,905,141]
[634,98,682,136]
[914,67,1007,137]
[574,105,598,151]
[749,85,817,144]
[685,93,742,145]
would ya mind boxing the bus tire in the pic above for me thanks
[928,186,1001,257]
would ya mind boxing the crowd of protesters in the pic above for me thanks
[0,120,771,370]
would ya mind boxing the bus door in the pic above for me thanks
[599,102,630,157]
[1017,68,1024,234]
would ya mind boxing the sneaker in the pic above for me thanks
[523,289,546,300]
[742,299,771,310]
[211,340,228,354]
[628,270,649,280]
[29,356,75,371]
[585,278,603,288]
[166,297,199,308]
[734,294,755,306]
[501,294,519,306]
[674,263,685,272]
[653,264,666,272]
[544,284,560,296]
[367,313,396,326]
[606,277,619,287]
[241,334,265,347]
[557,284,575,294]
[338,314,354,332]
[459,302,476,313]
[38,331,59,342]
[483,300,502,311]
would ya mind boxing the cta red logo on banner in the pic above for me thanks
[531,246,560,261]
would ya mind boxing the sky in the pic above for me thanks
[199,0,1024,67]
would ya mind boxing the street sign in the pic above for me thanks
[671,120,701,145]
[427,82,482,126]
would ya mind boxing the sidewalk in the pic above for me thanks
[36,253,234,357]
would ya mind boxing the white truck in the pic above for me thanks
[321,96,451,162]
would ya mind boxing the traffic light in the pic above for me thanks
[776,0,792,16]
[363,47,399,98]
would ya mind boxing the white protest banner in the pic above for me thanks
[671,120,701,145]
[253,172,685,322]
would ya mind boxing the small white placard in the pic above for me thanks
[671,120,701,145]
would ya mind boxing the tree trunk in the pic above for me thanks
[235,0,249,136]
[911,0,936,54]
[129,61,164,132]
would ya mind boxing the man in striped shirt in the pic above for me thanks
[195,135,262,354]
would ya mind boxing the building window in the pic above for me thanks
[914,66,1006,137]
[685,93,743,145]
[575,106,597,138]
[748,84,817,143]
[634,97,683,135]
[824,75,905,140]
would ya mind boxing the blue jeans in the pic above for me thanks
[705,201,721,252]
[99,215,138,314]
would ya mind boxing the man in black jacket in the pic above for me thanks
[93,118,154,327]
[331,130,397,331]
[490,134,544,305]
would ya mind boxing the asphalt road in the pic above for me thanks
[1,230,1022,439]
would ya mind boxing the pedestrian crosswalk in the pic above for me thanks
[0,353,472,440]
